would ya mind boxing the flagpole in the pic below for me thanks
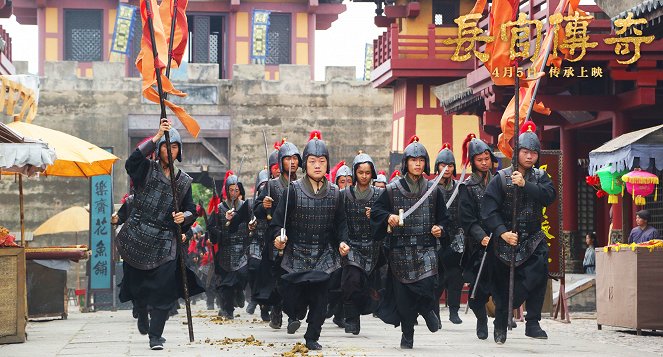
[143,0,195,342]
[523,28,554,122]
[508,61,520,332]
[165,0,179,79]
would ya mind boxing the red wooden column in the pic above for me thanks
[560,127,581,271]
[611,112,629,242]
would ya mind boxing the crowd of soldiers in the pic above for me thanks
[113,119,556,351]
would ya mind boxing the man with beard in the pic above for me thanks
[253,140,302,329]
[208,171,251,320]
[371,136,449,349]
[339,152,384,335]
[271,131,348,350]
[457,133,498,340]
[117,119,202,350]
[433,143,464,327]
[482,122,556,344]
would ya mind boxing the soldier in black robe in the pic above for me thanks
[481,122,556,344]
[371,136,449,349]
[457,134,497,340]
[253,140,301,329]
[433,144,464,326]
[339,152,384,335]
[208,171,251,320]
[270,131,348,351]
[117,120,202,350]
[245,169,271,321]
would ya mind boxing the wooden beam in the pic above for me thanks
[198,138,229,166]
[617,87,656,110]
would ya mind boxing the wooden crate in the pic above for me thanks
[0,247,27,344]
[596,247,663,334]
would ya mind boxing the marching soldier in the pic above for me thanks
[253,140,302,329]
[371,136,449,349]
[373,170,388,189]
[481,122,556,344]
[270,131,348,350]
[457,133,498,340]
[339,152,384,335]
[433,144,464,326]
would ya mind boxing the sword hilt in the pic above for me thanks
[225,208,235,227]
[278,228,286,256]
[398,209,404,226]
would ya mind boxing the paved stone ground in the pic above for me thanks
[2,306,662,356]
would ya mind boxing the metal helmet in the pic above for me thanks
[268,150,279,170]
[518,121,541,155]
[278,141,302,173]
[434,143,456,175]
[401,135,430,175]
[156,127,183,162]
[222,170,241,200]
[302,130,330,174]
[352,152,378,179]
[335,165,352,184]
[374,170,388,185]
[254,169,270,199]
[462,133,497,170]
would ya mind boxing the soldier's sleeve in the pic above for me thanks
[116,201,130,225]
[481,173,508,240]
[458,184,487,244]
[334,194,349,247]
[370,188,392,242]
[125,140,155,187]
[434,186,450,233]
[208,208,222,244]
[268,185,296,240]
[253,183,269,219]
[180,186,197,232]
[523,170,557,206]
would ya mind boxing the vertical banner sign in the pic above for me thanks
[90,175,113,290]
[251,10,271,64]
[109,4,138,62]
[539,151,563,277]
[363,43,373,81]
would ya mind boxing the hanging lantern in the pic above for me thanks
[622,170,659,206]
[596,165,626,204]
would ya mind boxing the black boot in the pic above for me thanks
[333,314,345,328]
[476,318,488,340]
[148,308,169,350]
[287,318,301,334]
[260,305,271,322]
[136,308,149,335]
[400,333,414,349]
[510,317,518,329]
[269,306,283,329]
[525,323,548,339]
[217,309,233,320]
[423,310,440,333]
[494,328,507,344]
[234,288,245,308]
[449,307,462,324]
[305,339,322,350]
[344,304,360,335]
[246,300,257,315]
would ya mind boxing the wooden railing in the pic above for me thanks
[0,25,12,62]
[373,23,456,69]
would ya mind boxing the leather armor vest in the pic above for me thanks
[494,167,546,267]
[217,200,249,272]
[247,198,264,260]
[343,186,383,273]
[117,162,192,270]
[281,180,341,274]
[265,177,287,261]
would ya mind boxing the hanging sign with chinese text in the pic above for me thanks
[89,175,113,290]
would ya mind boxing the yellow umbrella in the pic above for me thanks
[6,121,118,177]
[33,206,89,236]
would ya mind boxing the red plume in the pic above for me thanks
[330,160,346,183]
[408,135,419,144]
[378,170,386,175]
[196,204,203,216]
[308,130,323,141]
[440,142,451,151]
[221,170,235,200]
[273,141,281,151]
[461,133,477,166]
[390,170,401,181]
[187,239,197,254]
[207,193,221,215]
[201,252,210,266]
[520,120,537,134]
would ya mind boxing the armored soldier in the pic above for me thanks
[270,131,348,351]
[245,169,272,321]
[208,171,251,320]
[482,122,556,344]
[433,143,464,326]
[373,170,388,189]
[253,140,301,329]
[269,141,281,179]
[117,119,202,350]
[371,136,449,349]
[339,152,384,335]
[457,133,498,340]
[332,162,353,189]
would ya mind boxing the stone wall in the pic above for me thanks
[0,61,393,240]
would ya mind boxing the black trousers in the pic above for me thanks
[436,248,464,311]
[492,241,548,329]
[393,275,437,337]
[279,278,330,341]
[341,264,379,315]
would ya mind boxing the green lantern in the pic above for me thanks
[596,165,626,205]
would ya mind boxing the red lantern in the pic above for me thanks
[622,170,659,206]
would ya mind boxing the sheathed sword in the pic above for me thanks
[261,130,273,220]
[465,234,492,313]
[277,176,292,256]
[387,164,449,233]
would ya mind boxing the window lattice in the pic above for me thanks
[644,174,663,233]
[433,0,459,27]
[577,179,596,238]
[266,13,291,65]
[64,10,103,61]
[193,16,211,63]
